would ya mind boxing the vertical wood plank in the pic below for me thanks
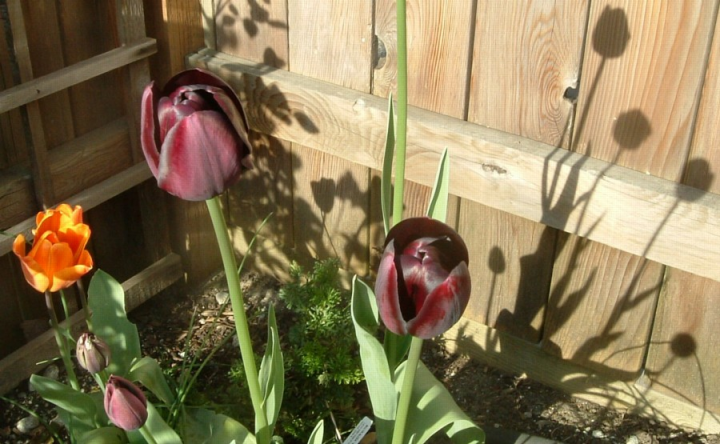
[645,6,720,411]
[543,1,717,378]
[287,1,373,275]
[371,0,469,231]
[143,0,213,284]
[0,255,28,359]
[20,1,74,149]
[461,0,589,342]
[9,0,55,206]
[214,0,295,279]
[0,9,28,167]
[59,1,124,137]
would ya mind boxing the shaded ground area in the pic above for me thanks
[1,271,718,444]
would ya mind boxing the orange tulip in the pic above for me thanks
[13,204,93,293]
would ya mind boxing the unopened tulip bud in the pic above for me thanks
[104,375,148,431]
[76,332,111,374]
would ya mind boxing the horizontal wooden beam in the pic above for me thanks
[444,318,720,434]
[0,161,152,256]
[0,37,156,114]
[0,253,183,395]
[189,48,720,283]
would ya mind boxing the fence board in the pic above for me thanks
[645,6,720,412]
[372,0,469,222]
[215,0,295,280]
[461,0,588,342]
[287,1,373,275]
[189,49,720,284]
[543,0,717,378]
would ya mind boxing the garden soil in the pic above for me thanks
[1,271,718,444]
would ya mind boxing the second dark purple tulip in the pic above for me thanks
[375,217,471,339]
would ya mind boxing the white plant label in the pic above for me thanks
[343,416,373,444]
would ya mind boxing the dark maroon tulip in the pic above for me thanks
[104,375,148,431]
[76,332,111,374]
[141,68,253,201]
[375,217,471,339]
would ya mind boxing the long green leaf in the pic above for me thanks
[426,148,450,223]
[392,362,484,444]
[351,276,396,443]
[180,408,256,444]
[381,95,396,234]
[259,304,284,436]
[128,356,176,406]
[88,270,142,376]
[127,403,181,444]
[30,374,100,435]
[306,419,324,444]
[78,426,125,443]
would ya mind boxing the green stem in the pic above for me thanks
[76,280,93,331]
[45,291,80,391]
[392,0,408,226]
[206,196,270,443]
[138,423,158,444]
[392,336,423,444]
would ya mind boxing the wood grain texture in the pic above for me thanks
[216,0,295,281]
[645,5,720,412]
[0,10,28,167]
[287,0,373,275]
[543,0,718,376]
[461,0,589,341]
[189,49,720,283]
[20,1,75,149]
[443,317,720,434]
[371,0,469,232]
[0,38,156,114]
[0,167,34,228]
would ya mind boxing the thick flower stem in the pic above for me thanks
[138,423,158,444]
[392,336,423,444]
[392,0,408,227]
[206,196,270,443]
[45,292,80,391]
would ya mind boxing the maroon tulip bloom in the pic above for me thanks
[375,217,471,339]
[104,375,148,431]
[141,68,253,201]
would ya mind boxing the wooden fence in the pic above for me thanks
[1,0,719,435]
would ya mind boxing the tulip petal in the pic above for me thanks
[158,111,244,200]
[375,241,408,336]
[407,261,471,339]
[13,235,50,293]
[140,82,161,178]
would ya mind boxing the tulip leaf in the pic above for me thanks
[351,275,397,444]
[180,408,256,444]
[127,402,181,444]
[88,269,142,376]
[427,148,450,223]
[30,374,102,436]
[382,95,396,234]
[128,356,176,406]
[78,426,125,444]
[392,361,485,444]
[307,419,324,444]
[259,304,284,436]
[383,330,411,376]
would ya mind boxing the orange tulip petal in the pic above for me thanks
[51,264,91,292]
[17,255,50,293]
[12,235,27,257]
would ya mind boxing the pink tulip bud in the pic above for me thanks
[141,68,253,201]
[76,332,111,374]
[375,217,471,339]
[104,375,148,431]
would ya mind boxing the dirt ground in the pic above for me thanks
[1,271,718,444]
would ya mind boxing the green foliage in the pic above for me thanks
[277,258,364,440]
